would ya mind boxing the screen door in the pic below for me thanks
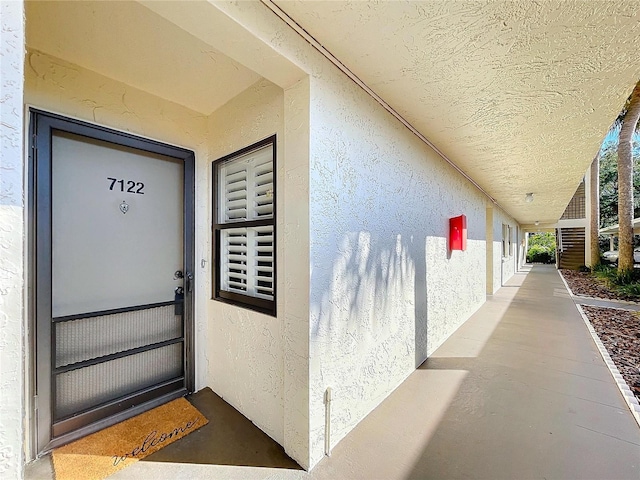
[32,110,195,453]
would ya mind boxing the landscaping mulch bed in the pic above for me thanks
[559,268,639,302]
[558,269,640,404]
[580,305,640,403]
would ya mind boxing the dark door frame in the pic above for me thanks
[29,109,196,454]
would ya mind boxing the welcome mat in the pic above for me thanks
[52,397,208,480]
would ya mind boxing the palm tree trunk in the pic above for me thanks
[590,154,600,267]
[617,81,640,273]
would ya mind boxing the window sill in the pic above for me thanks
[211,293,276,317]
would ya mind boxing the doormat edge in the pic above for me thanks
[52,397,208,480]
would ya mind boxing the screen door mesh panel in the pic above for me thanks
[55,343,183,420]
[55,306,181,368]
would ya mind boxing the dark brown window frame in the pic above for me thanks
[212,135,277,316]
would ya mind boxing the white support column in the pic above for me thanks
[585,167,592,265]
[486,206,494,294]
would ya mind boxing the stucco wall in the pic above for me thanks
[307,70,488,465]
[0,2,25,477]
[206,78,313,462]
[24,51,208,153]
[209,1,520,468]
[206,79,286,446]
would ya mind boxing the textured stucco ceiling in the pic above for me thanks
[24,1,640,224]
[25,0,262,115]
[273,0,640,224]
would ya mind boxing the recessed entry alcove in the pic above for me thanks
[25,0,300,459]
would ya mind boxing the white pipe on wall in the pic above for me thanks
[324,387,332,456]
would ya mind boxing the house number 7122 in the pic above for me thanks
[107,177,145,194]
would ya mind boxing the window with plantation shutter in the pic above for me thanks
[502,224,512,258]
[213,136,276,315]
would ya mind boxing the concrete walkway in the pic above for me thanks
[27,265,640,479]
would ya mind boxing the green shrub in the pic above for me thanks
[592,263,615,278]
[526,244,555,264]
[587,263,640,299]
[592,263,612,273]
[613,268,640,286]
[617,283,640,297]
[528,232,556,250]
[526,233,556,264]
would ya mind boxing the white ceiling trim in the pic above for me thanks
[260,0,505,212]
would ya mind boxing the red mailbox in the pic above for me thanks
[449,215,467,251]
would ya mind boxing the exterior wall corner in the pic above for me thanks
[0,0,27,477]
[282,76,311,469]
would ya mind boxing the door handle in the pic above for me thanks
[186,272,194,293]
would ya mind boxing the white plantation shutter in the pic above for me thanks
[502,224,510,257]
[509,226,514,256]
[220,225,274,300]
[223,166,247,222]
[222,227,248,293]
[253,157,274,219]
[219,145,273,223]
[254,225,274,298]
[216,139,275,307]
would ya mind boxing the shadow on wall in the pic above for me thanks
[308,224,486,458]
[310,230,428,375]
[311,231,430,410]
[309,230,428,455]
[310,227,486,380]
